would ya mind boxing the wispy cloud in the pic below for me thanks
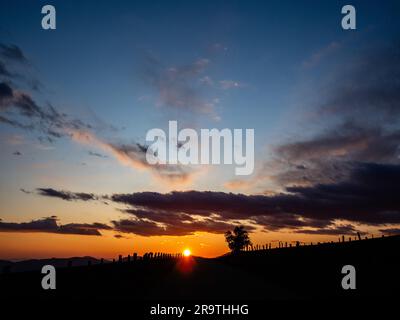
[294,224,365,236]
[142,54,221,120]
[112,216,245,237]
[0,45,195,185]
[379,228,400,235]
[259,41,400,190]
[223,179,255,191]
[0,216,112,236]
[219,80,242,90]
[0,43,28,63]
[108,163,400,226]
[302,41,341,68]
[36,188,99,201]
[0,82,92,142]
[0,60,12,77]
[68,129,195,184]
[88,151,108,158]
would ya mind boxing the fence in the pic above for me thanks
[242,233,385,252]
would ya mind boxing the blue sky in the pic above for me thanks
[1,0,398,139]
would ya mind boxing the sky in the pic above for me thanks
[1,0,400,259]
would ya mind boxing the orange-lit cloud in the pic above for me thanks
[68,129,196,186]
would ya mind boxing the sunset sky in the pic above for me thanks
[1,0,400,260]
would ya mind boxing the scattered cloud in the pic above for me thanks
[4,134,25,145]
[114,234,128,239]
[0,60,12,77]
[219,80,242,90]
[224,179,255,191]
[276,122,400,164]
[36,188,99,202]
[142,55,218,117]
[379,228,400,235]
[0,216,112,236]
[19,188,32,194]
[111,162,400,229]
[88,151,108,158]
[111,216,248,237]
[271,122,400,187]
[302,41,341,68]
[14,159,400,237]
[3,39,400,238]
[69,130,194,184]
[0,43,28,63]
[0,81,92,142]
[199,75,214,86]
[319,43,400,119]
[141,53,242,121]
[0,46,198,186]
[33,161,400,235]
[294,224,365,235]
[0,43,43,91]
[209,43,228,53]
[263,42,400,190]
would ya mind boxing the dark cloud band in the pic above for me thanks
[29,162,400,236]
[0,216,111,236]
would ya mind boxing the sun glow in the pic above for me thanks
[183,249,191,257]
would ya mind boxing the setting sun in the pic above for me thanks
[183,249,191,257]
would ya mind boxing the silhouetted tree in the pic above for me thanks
[225,226,252,253]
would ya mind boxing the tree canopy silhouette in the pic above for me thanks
[225,226,252,253]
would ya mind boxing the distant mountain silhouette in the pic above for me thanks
[0,256,106,273]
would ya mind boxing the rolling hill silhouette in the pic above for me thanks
[1,235,399,301]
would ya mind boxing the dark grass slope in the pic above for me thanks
[0,235,399,301]
[0,256,105,274]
